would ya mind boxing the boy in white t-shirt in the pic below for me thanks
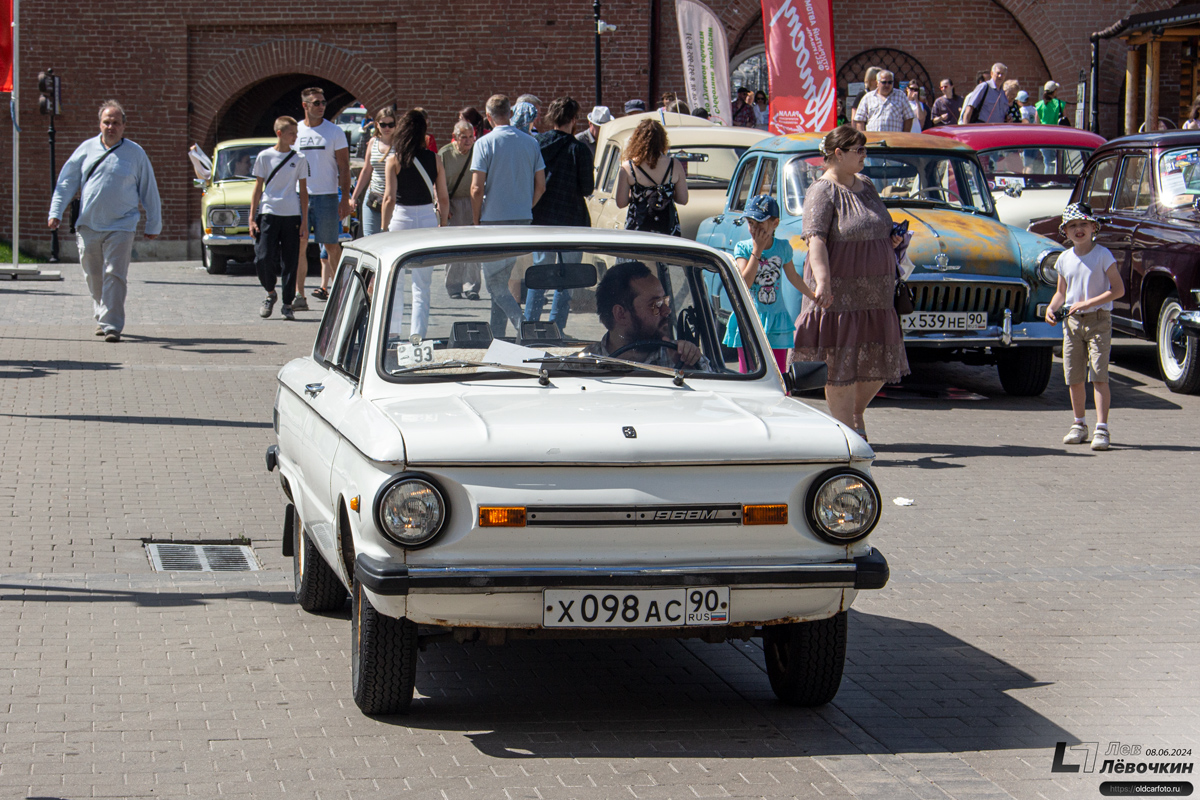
[1044,203,1125,450]
[249,116,308,320]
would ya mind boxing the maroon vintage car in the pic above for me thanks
[924,124,1106,230]
[1028,131,1200,393]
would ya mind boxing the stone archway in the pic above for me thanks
[189,39,396,149]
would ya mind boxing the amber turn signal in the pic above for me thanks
[478,507,527,527]
[742,504,788,525]
[349,495,360,512]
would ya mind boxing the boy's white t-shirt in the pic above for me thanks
[253,148,307,217]
[295,119,348,196]
[1059,244,1117,310]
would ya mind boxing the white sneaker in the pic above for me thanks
[1091,429,1110,451]
[1063,423,1088,445]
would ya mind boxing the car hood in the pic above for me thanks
[892,208,1022,277]
[204,181,254,207]
[372,383,851,465]
[783,208,1024,278]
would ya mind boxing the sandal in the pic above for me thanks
[854,427,869,442]
[312,287,329,301]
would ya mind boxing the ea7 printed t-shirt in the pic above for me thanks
[295,119,347,196]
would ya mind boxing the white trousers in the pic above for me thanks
[387,204,438,338]
[76,227,136,333]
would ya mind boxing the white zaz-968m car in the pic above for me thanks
[266,226,889,715]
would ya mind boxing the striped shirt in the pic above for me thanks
[853,91,915,132]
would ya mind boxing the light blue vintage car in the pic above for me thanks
[696,132,1066,395]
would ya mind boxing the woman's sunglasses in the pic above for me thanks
[378,121,396,129]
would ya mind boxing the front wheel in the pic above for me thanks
[293,508,348,612]
[995,346,1053,396]
[762,612,847,707]
[352,581,418,715]
[1156,294,1200,393]
[205,247,228,275]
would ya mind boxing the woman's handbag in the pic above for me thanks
[894,272,916,315]
[365,192,383,212]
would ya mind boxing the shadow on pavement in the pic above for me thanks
[0,584,293,607]
[0,359,121,379]
[0,412,271,428]
[366,610,1078,758]
[120,333,285,354]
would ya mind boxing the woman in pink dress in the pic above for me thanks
[794,126,909,441]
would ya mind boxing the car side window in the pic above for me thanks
[729,156,759,212]
[755,158,778,198]
[1114,156,1151,211]
[1083,157,1121,212]
[313,257,359,367]
[333,267,374,382]
[600,144,622,193]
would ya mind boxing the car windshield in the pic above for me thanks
[337,110,365,126]
[1157,147,1200,206]
[214,145,264,182]
[783,151,994,214]
[978,147,1091,189]
[374,245,763,381]
[671,146,752,190]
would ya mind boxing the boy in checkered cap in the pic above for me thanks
[1044,202,1125,450]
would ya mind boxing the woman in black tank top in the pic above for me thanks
[614,119,689,236]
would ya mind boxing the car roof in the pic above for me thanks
[749,130,974,155]
[214,137,275,150]
[344,226,728,275]
[1096,129,1200,152]
[923,123,1106,150]
[601,124,772,148]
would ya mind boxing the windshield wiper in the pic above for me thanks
[527,354,686,386]
[391,360,550,384]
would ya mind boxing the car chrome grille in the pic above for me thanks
[910,282,1026,323]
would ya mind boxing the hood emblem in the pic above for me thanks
[926,253,960,272]
[623,426,637,439]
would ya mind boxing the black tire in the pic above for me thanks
[995,346,1053,396]
[200,243,209,271]
[351,580,418,715]
[292,508,348,612]
[206,248,228,275]
[762,612,847,707]
[1155,293,1200,393]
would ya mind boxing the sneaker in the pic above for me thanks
[104,331,121,343]
[292,295,309,311]
[448,291,463,299]
[260,294,277,318]
[464,291,480,301]
[281,305,294,320]
[95,325,105,336]
[312,287,329,301]
[1063,423,1088,445]
[1091,428,1110,451]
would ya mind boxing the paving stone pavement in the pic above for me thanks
[1,261,1197,799]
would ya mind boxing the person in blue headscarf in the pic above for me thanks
[511,102,538,135]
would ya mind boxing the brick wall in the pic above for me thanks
[0,0,1182,259]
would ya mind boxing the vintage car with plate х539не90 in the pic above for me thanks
[922,123,1106,230]
[1028,130,1200,393]
[697,132,1067,396]
[265,225,889,715]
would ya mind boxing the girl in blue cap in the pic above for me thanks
[723,194,816,373]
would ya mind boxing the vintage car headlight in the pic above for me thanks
[374,474,447,547]
[1035,250,1061,287]
[806,469,880,544]
[209,208,239,227]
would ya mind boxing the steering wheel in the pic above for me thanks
[609,339,677,359]
[914,187,962,202]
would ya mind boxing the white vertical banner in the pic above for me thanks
[676,0,731,126]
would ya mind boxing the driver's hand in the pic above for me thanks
[676,340,702,366]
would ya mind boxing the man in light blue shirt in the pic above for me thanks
[49,100,161,342]
[470,94,546,337]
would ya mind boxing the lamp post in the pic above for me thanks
[593,0,617,107]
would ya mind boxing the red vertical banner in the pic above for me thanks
[1,0,12,93]
[761,0,836,134]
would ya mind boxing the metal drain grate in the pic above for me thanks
[145,543,261,572]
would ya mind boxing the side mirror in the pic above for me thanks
[193,178,206,189]
[784,361,827,395]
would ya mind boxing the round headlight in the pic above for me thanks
[807,471,880,543]
[375,476,446,547]
[209,208,238,227]
[1035,249,1061,287]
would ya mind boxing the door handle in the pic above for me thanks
[712,215,724,224]
[1095,216,1112,225]
[733,217,746,226]
[304,383,325,398]
[598,197,608,205]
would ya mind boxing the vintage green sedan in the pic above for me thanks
[697,132,1066,395]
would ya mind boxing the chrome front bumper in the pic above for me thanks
[202,232,353,247]
[904,314,1061,348]
[355,548,890,595]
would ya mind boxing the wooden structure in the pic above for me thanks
[1093,4,1200,134]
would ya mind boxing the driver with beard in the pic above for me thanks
[582,260,713,371]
